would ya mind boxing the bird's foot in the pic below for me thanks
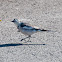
[24,41,31,43]
[21,39,24,41]
[28,41,31,42]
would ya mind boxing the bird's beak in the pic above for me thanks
[11,21,14,22]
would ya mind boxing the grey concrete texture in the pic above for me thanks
[0,0,62,62]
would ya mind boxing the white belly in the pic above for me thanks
[19,28,36,35]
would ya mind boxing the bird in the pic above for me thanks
[11,19,50,42]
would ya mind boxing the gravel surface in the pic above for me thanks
[0,0,62,62]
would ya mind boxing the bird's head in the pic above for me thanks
[11,19,18,22]
[11,19,19,26]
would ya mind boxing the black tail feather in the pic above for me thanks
[41,29,50,31]
[35,28,50,32]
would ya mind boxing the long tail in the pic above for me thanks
[40,29,50,31]
[36,29,51,32]
[35,28,55,32]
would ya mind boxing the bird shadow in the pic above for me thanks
[0,43,46,47]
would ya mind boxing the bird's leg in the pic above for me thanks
[24,35,31,43]
[21,35,31,41]
[27,35,31,42]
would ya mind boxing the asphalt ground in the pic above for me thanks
[0,0,62,62]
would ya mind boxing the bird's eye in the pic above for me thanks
[14,19,15,20]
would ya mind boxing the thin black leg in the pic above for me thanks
[27,35,31,42]
[21,35,31,41]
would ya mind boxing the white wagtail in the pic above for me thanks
[11,19,50,42]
